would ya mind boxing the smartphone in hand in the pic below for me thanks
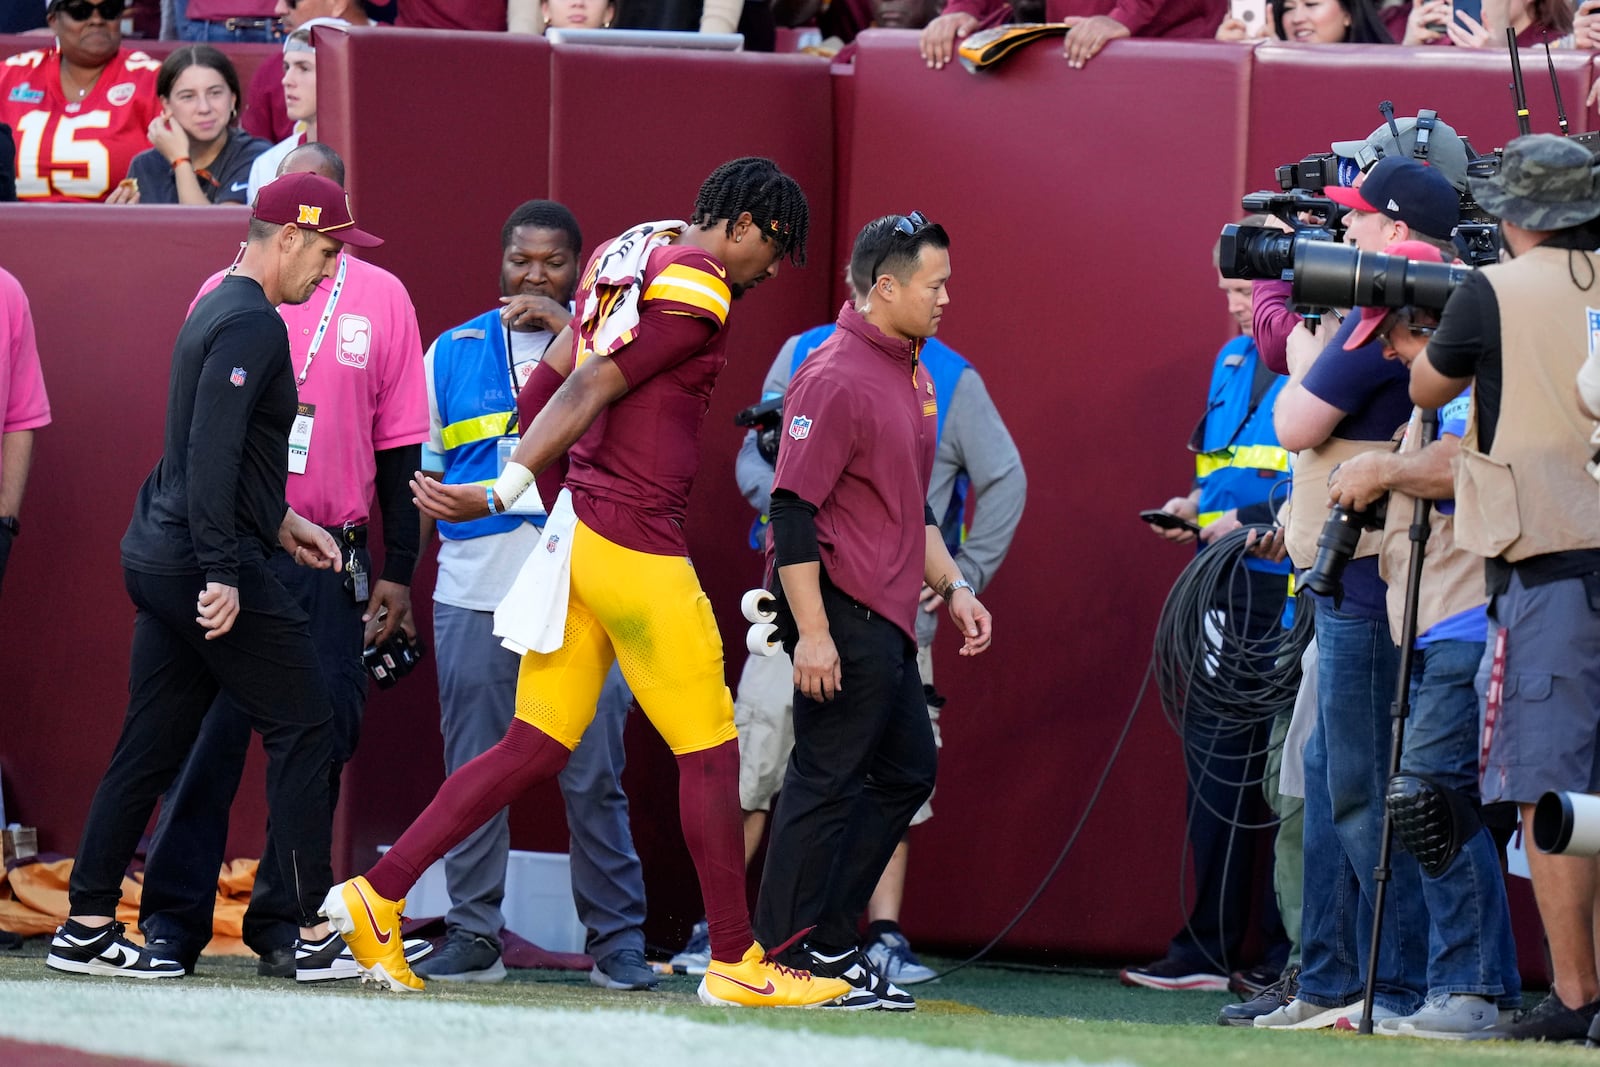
[1140,509,1203,535]
[1229,0,1269,37]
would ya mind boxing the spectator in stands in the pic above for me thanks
[541,0,613,30]
[1411,133,1600,1043]
[0,268,49,599]
[919,1,1223,71]
[414,199,653,989]
[0,1,161,202]
[611,0,767,45]
[1129,232,1293,997]
[1271,0,1395,42]
[1404,0,1575,47]
[826,0,941,60]
[113,46,268,204]
[247,17,347,202]
[396,1,539,32]
[138,141,431,981]
[174,0,281,42]
[773,0,871,42]
[241,0,372,143]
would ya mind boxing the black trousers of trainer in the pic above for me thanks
[754,578,937,958]
[140,542,367,961]
[69,565,334,926]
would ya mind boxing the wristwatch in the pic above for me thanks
[944,578,973,601]
[0,516,16,537]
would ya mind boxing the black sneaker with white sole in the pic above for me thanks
[46,920,185,979]
[807,947,916,1011]
[294,932,436,983]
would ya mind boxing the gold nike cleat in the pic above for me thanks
[319,876,423,992]
[697,942,855,1008]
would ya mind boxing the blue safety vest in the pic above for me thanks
[430,308,538,540]
[1193,335,1291,577]
[751,324,972,553]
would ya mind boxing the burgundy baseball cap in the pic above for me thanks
[251,172,383,248]
[1323,156,1459,241]
[1343,240,1446,351]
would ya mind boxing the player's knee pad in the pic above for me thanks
[1386,773,1482,878]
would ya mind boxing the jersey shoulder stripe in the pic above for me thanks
[642,263,730,325]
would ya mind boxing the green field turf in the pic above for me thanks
[1,938,1593,1067]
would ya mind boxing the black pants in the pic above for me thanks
[139,547,366,958]
[754,580,937,956]
[1170,566,1289,971]
[69,565,334,926]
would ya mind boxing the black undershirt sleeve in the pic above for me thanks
[924,503,937,528]
[375,444,421,585]
[770,490,820,568]
[1426,270,1501,452]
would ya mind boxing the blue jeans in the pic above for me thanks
[1402,638,1521,1003]
[176,1,281,43]
[1297,601,1426,1015]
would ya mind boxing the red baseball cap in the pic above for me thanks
[1343,240,1446,351]
[251,172,383,248]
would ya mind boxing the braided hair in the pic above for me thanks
[690,157,810,267]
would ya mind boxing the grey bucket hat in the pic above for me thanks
[1471,134,1600,231]
[1332,116,1472,193]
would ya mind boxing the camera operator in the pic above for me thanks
[1322,241,1522,1038]
[1254,116,1474,375]
[1255,157,1461,1030]
[1410,133,1600,1042]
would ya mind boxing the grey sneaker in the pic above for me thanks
[1254,994,1361,1030]
[1377,994,1505,1039]
[413,928,506,983]
[590,947,660,991]
[864,930,938,985]
[669,919,710,976]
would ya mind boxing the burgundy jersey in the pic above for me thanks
[565,242,734,556]
[1,47,161,202]
[396,0,508,30]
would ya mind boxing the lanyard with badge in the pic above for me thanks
[286,255,348,476]
[497,325,548,478]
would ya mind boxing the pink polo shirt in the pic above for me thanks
[193,254,428,527]
[1,268,51,483]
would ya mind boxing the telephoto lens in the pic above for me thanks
[1300,499,1387,598]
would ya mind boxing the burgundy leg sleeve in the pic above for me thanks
[367,719,571,902]
[677,739,755,963]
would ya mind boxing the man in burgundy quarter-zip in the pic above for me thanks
[753,212,994,1004]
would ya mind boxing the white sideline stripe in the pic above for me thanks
[0,980,1096,1067]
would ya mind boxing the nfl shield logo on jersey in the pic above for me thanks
[788,415,812,441]
[546,533,561,553]
[230,367,247,387]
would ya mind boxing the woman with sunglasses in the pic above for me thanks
[0,0,161,202]
[112,47,269,205]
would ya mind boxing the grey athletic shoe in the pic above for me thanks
[590,947,660,991]
[412,927,507,983]
[669,919,711,976]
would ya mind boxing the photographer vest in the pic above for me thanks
[1379,407,1485,645]
[1285,436,1389,571]
[1454,246,1600,561]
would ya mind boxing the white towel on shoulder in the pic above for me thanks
[580,220,685,357]
[493,488,578,655]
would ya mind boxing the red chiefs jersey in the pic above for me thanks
[0,48,161,202]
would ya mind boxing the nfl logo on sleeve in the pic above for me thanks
[230,367,247,387]
[788,415,812,441]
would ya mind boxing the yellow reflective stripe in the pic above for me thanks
[1193,444,1290,478]
[1198,511,1225,526]
[439,410,513,451]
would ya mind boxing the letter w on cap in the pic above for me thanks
[297,205,323,225]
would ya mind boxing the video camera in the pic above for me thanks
[735,395,784,466]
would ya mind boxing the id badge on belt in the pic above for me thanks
[343,542,369,603]
[288,402,316,474]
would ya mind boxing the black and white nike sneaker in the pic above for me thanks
[807,946,916,1011]
[46,920,185,979]
[295,932,436,983]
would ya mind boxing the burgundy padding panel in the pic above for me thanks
[0,205,280,865]
[1245,42,1593,198]
[0,37,281,110]
[315,27,554,344]
[535,43,835,936]
[840,32,1254,959]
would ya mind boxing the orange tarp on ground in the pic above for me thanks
[0,859,257,956]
